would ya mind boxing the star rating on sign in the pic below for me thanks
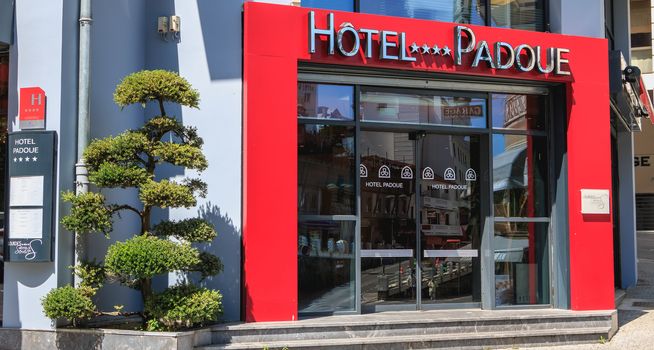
[13,156,38,163]
[409,42,452,58]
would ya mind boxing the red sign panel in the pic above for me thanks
[19,87,46,129]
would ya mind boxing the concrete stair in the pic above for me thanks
[196,309,617,350]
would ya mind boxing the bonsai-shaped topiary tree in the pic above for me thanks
[43,70,223,330]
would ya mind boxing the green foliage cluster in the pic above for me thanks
[105,235,200,282]
[72,260,106,291]
[144,284,222,331]
[60,192,113,237]
[46,70,222,330]
[113,70,200,109]
[42,285,96,327]
[152,218,217,242]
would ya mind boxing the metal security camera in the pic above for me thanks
[624,65,641,83]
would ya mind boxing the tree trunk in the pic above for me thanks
[140,278,153,314]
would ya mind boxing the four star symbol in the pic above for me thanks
[407,42,452,58]
[13,156,38,163]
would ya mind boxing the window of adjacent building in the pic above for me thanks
[630,0,652,73]
[301,0,546,31]
[359,0,486,25]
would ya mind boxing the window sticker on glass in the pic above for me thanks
[360,164,368,178]
[465,168,477,181]
[444,167,456,181]
[401,166,414,179]
[378,165,391,178]
[422,167,435,180]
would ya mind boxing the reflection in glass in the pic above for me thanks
[494,222,549,306]
[490,0,544,31]
[360,0,486,25]
[493,134,548,217]
[298,125,355,215]
[420,134,481,304]
[298,221,356,313]
[361,88,487,128]
[301,0,355,11]
[492,94,546,130]
[298,83,354,121]
[360,131,417,306]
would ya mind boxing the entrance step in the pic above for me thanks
[196,309,617,349]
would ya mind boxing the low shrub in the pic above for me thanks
[41,285,96,327]
[144,284,222,331]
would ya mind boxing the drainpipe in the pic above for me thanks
[74,0,92,286]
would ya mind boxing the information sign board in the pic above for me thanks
[5,131,57,262]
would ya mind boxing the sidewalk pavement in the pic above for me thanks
[523,231,654,350]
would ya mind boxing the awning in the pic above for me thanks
[0,0,14,45]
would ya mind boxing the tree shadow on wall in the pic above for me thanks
[195,202,241,321]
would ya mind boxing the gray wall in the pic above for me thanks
[141,0,243,321]
[87,0,244,321]
[3,0,78,328]
[4,0,244,328]
[87,0,147,314]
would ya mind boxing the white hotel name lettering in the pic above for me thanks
[309,11,571,76]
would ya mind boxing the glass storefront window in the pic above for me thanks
[494,222,549,306]
[360,0,486,25]
[298,83,355,121]
[297,82,553,313]
[301,0,354,12]
[492,134,548,217]
[492,94,546,130]
[298,220,356,312]
[490,0,544,31]
[298,124,356,215]
[360,88,487,128]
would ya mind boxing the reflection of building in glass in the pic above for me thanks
[297,83,353,119]
[297,83,317,117]
[360,90,485,127]
[490,0,541,30]
[420,135,474,249]
[361,0,485,24]
[298,125,355,216]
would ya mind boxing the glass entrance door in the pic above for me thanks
[359,131,482,310]
[418,134,482,306]
[360,131,417,309]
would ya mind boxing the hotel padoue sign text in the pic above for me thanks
[309,11,570,76]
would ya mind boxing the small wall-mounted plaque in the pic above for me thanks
[580,189,610,215]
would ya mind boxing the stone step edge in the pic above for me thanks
[211,311,615,331]
[198,327,611,350]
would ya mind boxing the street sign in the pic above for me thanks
[5,131,57,262]
[19,87,46,130]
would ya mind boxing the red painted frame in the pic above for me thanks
[243,2,613,322]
